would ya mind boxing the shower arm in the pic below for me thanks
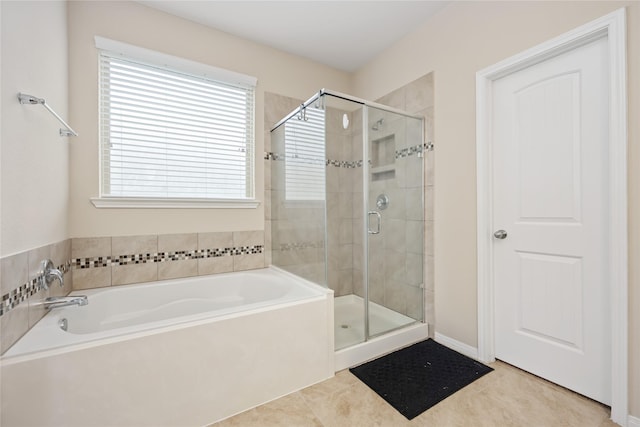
[18,93,78,137]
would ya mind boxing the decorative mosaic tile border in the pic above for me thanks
[0,260,71,317]
[326,159,362,168]
[73,245,264,269]
[265,152,361,168]
[264,142,433,168]
[396,142,435,158]
[279,241,325,252]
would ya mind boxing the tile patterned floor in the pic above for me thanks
[211,360,616,427]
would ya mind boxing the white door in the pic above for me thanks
[492,36,610,404]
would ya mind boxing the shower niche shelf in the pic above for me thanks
[371,134,396,181]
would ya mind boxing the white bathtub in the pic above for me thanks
[1,267,334,426]
[5,267,326,358]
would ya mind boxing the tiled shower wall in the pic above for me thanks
[368,73,435,325]
[268,123,327,285]
[264,93,304,271]
[326,106,360,298]
[267,96,357,287]
[264,93,325,285]
[0,231,264,355]
[264,72,435,326]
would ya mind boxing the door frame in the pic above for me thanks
[476,8,628,425]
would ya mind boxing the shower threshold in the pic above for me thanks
[334,294,429,371]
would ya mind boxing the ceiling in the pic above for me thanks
[137,1,448,72]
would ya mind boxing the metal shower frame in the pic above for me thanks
[272,88,426,344]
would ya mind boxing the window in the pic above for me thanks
[94,37,257,208]
[284,107,326,201]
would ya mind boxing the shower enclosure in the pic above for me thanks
[270,89,427,368]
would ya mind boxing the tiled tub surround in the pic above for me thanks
[0,239,72,354]
[71,231,265,290]
[0,261,72,316]
[1,232,264,355]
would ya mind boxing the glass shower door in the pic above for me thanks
[364,105,424,339]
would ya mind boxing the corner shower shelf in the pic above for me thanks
[371,134,396,181]
[371,164,396,181]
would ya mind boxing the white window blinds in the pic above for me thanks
[284,107,326,201]
[99,50,255,200]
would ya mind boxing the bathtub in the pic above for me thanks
[1,267,334,426]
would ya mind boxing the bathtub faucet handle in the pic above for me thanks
[38,259,64,290]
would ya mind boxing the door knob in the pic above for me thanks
[493,230,508,239]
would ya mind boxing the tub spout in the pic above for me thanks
[44,295,88,310]
[38,259,64,290]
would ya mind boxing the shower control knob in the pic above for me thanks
[376,194,389,210]
[493,230,508,240]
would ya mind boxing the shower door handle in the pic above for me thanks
[368,211,381,235]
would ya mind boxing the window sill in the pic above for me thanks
[90,197,261,209]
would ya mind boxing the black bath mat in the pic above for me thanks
[349,338,493,420]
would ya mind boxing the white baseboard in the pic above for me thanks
[628,415,640,427]
[434,332,479,360]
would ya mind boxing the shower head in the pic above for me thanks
[372,118,384,131]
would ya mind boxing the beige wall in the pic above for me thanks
[67,1,351,239]
[3,0,637,417]
[1,1,69,256]
[353,1,639,417]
